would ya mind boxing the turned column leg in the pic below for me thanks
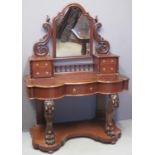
[44,100,55,145]
[105,94,119,139]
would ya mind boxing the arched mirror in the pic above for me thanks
[52,4,94,58]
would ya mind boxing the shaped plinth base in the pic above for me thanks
[30,120,121,153]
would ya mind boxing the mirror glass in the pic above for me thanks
[55,7,91,57]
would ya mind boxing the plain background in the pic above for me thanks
[22,0,132,131]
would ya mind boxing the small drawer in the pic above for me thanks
[100,64,118,74]
[30,61,53,78]
[101,58,118,65]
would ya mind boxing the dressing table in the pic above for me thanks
[24,3,129,153]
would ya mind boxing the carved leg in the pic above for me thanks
[105,94,119,141]
[44,100,55,145]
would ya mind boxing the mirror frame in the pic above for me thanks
[52,3,94,58]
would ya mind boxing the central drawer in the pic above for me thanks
[66,83,96,96]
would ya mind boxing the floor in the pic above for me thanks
[22,119,132,155]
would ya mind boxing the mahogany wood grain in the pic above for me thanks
[25,72,128,100]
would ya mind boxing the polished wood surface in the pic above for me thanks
[25,72,128,100]
[30,120,121,153]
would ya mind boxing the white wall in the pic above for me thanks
[22,0,132,131]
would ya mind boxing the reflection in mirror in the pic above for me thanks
[56,7,90,57]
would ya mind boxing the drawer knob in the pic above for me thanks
[90,87,93,91]
[103,68,106,71]
[35,63,39,67]
[102,60,106,63]
[36,72,40,75]
[72,88,77,94]
[111,59,114,63]
[110,67,114,71]
[45,63,48,66]
[45,71,49,75]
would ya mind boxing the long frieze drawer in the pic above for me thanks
[66,83,97,96]
[30,61,53,78]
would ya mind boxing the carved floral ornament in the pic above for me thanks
[33,5,110,56]
[110,94,119,110]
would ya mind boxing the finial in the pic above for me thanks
[46,15,50,23]
[95,16,98,23]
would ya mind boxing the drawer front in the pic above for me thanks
[31,61,52,78]
[101,58,118,65]
[100,64,118,74]
[66,83,96,96]
[100,57,118,74]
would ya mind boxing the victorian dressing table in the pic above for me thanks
[24,3,129,153]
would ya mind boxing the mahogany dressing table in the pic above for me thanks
[24,3,129,153]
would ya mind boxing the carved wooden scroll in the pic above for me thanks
[94,16,110,54]
[33,16,52,56]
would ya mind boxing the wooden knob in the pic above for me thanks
[45,63,48,66]
[72,88,77,94]
[110,67,114,71]
[89,87,93,91]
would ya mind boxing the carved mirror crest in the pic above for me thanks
[52,4,94,58]
[33,3,110,57]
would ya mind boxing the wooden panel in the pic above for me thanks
[123,80,129,90]
[98,82,124,93]
[100,64,118,74]
[29,86,65,99]
[66,83,96,96]
[100,57,118,65]
[99,57,118,74]
[30,61,53,78]
[30,120,121,153]
[27,81,128,100]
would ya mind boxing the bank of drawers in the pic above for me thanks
[30,61,53,78]
[100,57,118,74]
